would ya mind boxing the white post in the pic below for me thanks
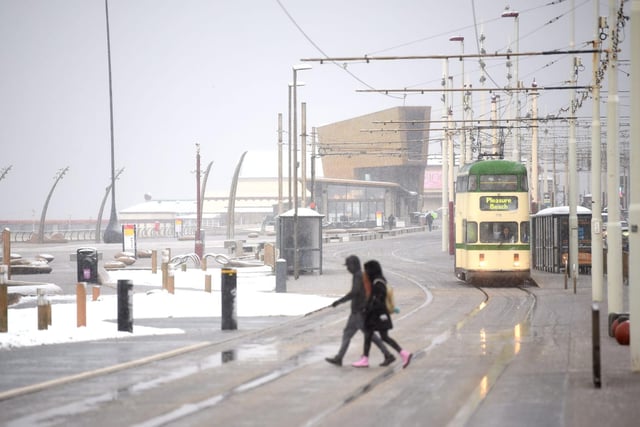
[301,102,307,207]
[441,59,449,253]
[531,80,539,211]
[568,0,579,286]
[629,0,640,372]
[606,0,623,314]
[591,0,604,303]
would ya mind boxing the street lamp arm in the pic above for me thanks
[38,167,69,244]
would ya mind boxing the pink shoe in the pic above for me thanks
[400,350,412,368]
[352,356,369,368]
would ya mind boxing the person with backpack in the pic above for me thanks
[325,255,395,367]
[352,259,413,369]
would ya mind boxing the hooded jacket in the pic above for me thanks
[333,255,367,313]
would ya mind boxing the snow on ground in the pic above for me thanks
[0,267,334,349]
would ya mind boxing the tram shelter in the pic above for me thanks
[531,206,592,273]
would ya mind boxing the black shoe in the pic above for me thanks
[380,354,396,367]
[325,356,342,366]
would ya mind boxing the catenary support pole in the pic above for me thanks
[606,0,623,315]
[591,0,604,303]
[629,0,640,371]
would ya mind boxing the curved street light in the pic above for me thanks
[38,167,69,243]
[96,167,124,243]
[102,0,122,243]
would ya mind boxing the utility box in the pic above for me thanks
[77,247,98,283]
[277,208,324,275]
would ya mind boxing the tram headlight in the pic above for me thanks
[513,253,520,267]
[479,253,485,267]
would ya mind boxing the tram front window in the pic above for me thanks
[479,222,519,243]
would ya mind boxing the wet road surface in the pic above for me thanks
[1,230,638,426]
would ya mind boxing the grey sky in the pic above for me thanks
[0,0,630,220]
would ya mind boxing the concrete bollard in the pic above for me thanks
[275,258,287,293]
[205,274,211,293]
[117,279,133,333]
[77,282,87,327]
[221,268,237,330]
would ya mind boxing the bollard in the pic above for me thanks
[2,228,11,280]
[117,279,133,332]
[161,249,170,290]
[168,268,175,294]
[77,282,87,327]
[46,300,51,326]
[0,265,7,333]
[181,263,187,272]
[205,274,211,293]
[573,264,577,294]
[151,250,158,274]
[275,258,287,293]
[37,289,48,330]
[0,284,6,333]
[592,303,601,388]
[92,285,100,301]
[221,268,237,330]
[202,256,207,271]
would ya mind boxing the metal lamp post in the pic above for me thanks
[292,64,311,279]
[287,81,306,211]
[103,0,122,243]
[502,8,520,162]
[449,36,466,166]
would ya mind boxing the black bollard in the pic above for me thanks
[221,268,237,330]
[117,279,133,333]
[592,303,601,388]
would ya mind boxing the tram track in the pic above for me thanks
[1,232,542,426]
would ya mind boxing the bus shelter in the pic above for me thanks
[277,208,324,275]
[531,206,592,273]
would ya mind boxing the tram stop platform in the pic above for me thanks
[528,268,640,426]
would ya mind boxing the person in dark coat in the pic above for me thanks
[352,260,413,369]
[325,255,395,367]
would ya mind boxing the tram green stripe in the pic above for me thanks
[455,244,530,250]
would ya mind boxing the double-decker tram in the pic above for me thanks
[454,158,531,285]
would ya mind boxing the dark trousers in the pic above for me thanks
[335,312,390,359]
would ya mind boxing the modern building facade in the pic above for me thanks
[314,106,431,225]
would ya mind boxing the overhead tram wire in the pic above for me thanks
[371,0,568,56]
[274,0,404,100]
[356,85,593,94]
[301,48,601,65]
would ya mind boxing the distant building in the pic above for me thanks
[119,106,434,232]
[315,106,431,224]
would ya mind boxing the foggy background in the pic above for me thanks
[0,0,630,220]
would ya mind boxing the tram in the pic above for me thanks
[454,159,531,285]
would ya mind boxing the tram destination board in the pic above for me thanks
[479,196,518,211]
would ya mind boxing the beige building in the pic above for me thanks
[314,106,431,225]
